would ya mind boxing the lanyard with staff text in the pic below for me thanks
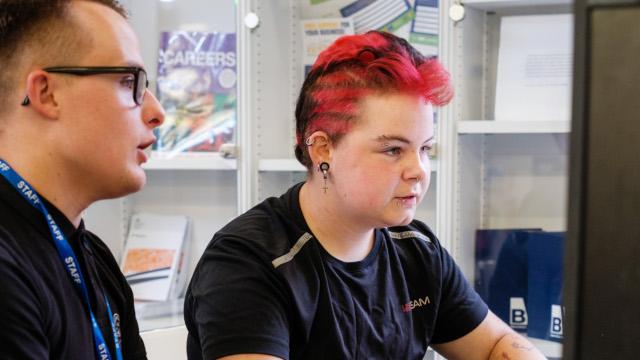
[0,159,123,360]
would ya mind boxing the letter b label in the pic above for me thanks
[512,309,526,324]
[509,297,528,330]
[550,304,564,338]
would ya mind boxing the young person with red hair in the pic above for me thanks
[184,31,544,360]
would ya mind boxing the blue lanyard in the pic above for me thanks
[0,159,123,360]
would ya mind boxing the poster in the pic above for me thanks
[154,31,236,156]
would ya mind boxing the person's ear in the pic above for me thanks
[305,131,333,167]
[23,70,60,119]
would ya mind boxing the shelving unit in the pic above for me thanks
[449,0,573,262]
[446,0,572,358]
[80,0,572,358]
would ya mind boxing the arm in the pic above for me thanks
[432,311,546,360]
[185,236,291,360]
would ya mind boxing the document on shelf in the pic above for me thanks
[121,213,190,301]
[301,18,354,77]
[409,0,439,57]
[299,0,440,59]
[340,0,413,34]
[494,14,574,122]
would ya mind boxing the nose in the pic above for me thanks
[141,89,165,128]
[403,151,429,182]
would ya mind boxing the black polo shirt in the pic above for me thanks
[0,176,146,359]
[185,182,488,360]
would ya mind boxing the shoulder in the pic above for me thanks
[209,191,307,263]
[0,206,32,255]
[0,222,40,277]
[0,225,23,272]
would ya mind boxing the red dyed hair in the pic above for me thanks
[294,30,453,169]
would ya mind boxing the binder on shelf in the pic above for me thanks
[476,228,566,337]
[475,229,539,332]
[121,213,190,302]
[527,231,565,342]
[494,14,573,122]
[154,31,236,157]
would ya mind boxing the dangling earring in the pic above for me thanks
[319,162,330,193]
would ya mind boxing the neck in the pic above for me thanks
[0,149,87,228]
[300,181,375,262]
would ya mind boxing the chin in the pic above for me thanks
[129,174,147,193]
[396,217,414,226]
[381,213,415,227]
[118,170,147,196]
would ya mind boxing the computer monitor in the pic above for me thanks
[565,1,640,358]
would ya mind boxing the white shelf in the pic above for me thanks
[529,338,563,359]
[461,0,572,11]
[458,120,570,134]
[258,159,307,172]
[258,158,439,172]
[140,325,187,360]
[143,153,237,170]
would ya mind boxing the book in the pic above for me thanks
[494,14,574,122]
[153,31,236,157]
[121,213,190,301]
[527,231,565,342]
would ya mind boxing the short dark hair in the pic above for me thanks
[294,31,453,169]
[0,0,127,113]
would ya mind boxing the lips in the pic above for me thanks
[396,192,420,207]
[137,138,156,163]
[397,192,419,199]
[138,138,156,150]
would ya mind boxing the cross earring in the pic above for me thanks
[319,162,330,193]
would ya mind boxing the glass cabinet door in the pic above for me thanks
[448,1,572,358]
[84,0,239,333]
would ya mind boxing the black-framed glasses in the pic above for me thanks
[21,66,148,106]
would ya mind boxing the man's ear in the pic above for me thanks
[306,131,333,168]
[23,70,60,119]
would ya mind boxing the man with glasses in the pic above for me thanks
[0,1,164,359]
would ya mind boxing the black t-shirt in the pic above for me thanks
[185,183,488,360]
[0,176,146,359]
